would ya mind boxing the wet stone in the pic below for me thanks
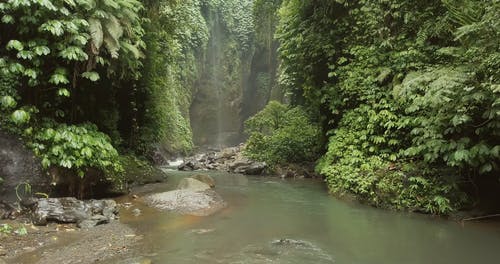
[23,197,118,228]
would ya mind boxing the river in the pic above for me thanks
[113,170,500,264]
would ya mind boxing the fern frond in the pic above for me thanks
[120,41,144,59]
[88,18,103,54]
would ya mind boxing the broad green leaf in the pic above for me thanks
[23,68,37,79]
[1,15,14,24]
[34,46,50,56]
[39,20,64,36]
[6,40,23,51]
[49,73,69,85]
[17,50,34,60]
[0,96,16,109]
[57,88,70,97]
[81,71,100,81]
[11,110,30,124]
[58,46,88,61]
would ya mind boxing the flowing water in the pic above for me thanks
[115,171,500,264]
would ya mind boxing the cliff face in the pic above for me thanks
[190,9,245,148]
[0,130,48,203]
[189,1,280,149]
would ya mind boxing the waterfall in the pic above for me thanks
[212,12,224,148]
[189,1,280,150]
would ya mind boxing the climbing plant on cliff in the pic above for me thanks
[134,0,209,156]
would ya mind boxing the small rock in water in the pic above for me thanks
[191,228,215,235]
[121,202,133,209]
[77,215,110,229]
[132,208,141,217]
[271,238,311,247]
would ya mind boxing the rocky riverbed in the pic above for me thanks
[0,173,227,263]
[178,145,267,175]
[0,220,141,264]
[177,146,318,179]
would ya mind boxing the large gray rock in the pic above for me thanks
[228,157,252,170]
[23,197,118,228]
[0,130,48,203]
[192,174,216,188]
[235,162,267,175]
[145,189,226,216]
[230,157,267,175]
[178,158,203,171]
[177,178,211,191]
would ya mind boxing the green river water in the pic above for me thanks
[114,170,500,264]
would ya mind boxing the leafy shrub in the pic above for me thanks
[318,156,467,215]
[244,101,321,165]
[29,123,123,182]
[396,67,500,173]
[0,73,30,133]
[316,103,468,214]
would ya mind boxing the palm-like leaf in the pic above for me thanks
[102,14,124,58]
[89,18,103,54]
[85,0,143,59]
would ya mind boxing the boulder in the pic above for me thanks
[177,178,211,191]
[0,200,19,219]
[23,197,118,228]
[149,145,169,165]
[178,158,203,171]
[228,157,252,170]
[233,162,267,175]
[219,147,239,159]
[145,189,226,216]
[0,130,48,203]
[192,174,216,188]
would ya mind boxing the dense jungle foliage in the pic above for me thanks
[0,0,146,187]
[0,0,282,195]
[260,0,499,214]
[0,1,236,188]
[1,0,498,215]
